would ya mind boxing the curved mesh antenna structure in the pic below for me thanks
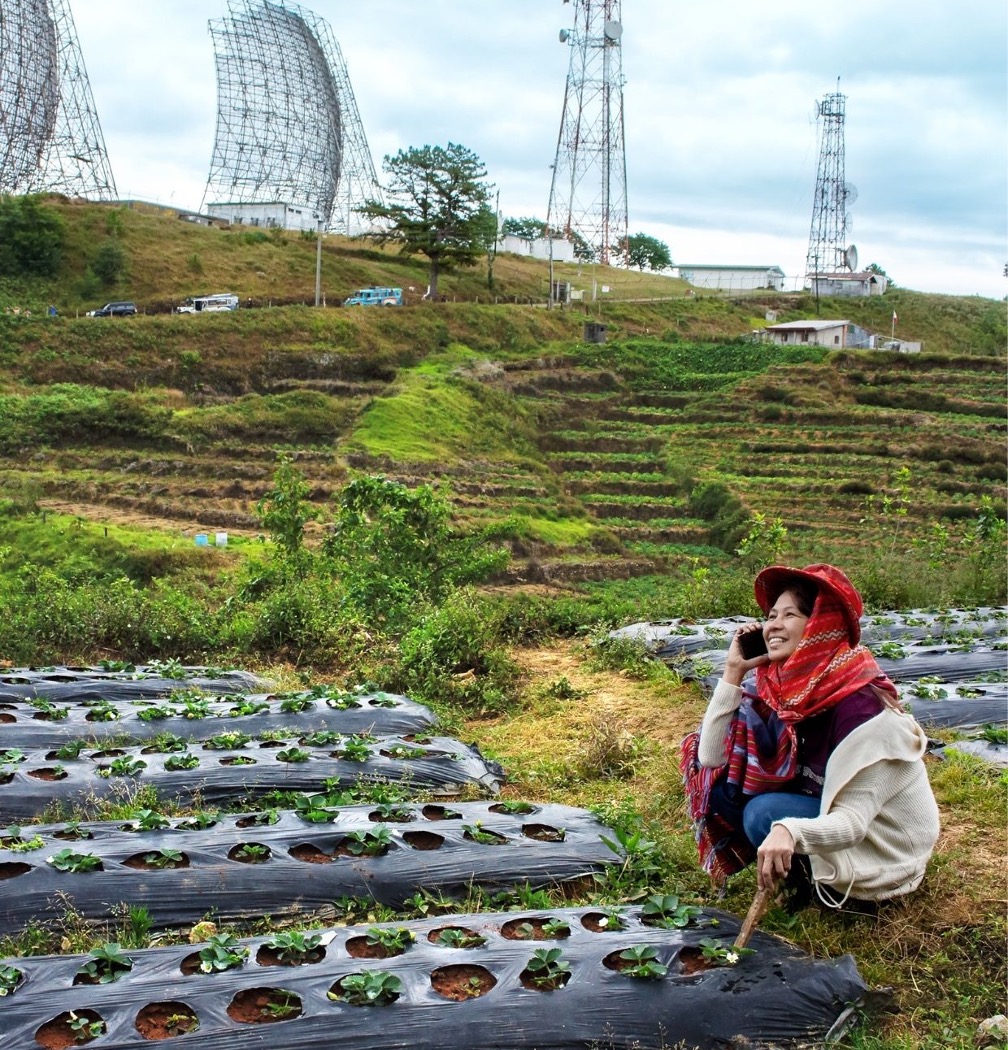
[202,0,342,224]
[0,0,116,199]
[805,88,851,278]
[547,0,628,265]
[327,36,383,235]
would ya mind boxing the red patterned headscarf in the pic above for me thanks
[753,564,898,722]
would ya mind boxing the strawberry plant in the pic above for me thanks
[175,810,218,830]
[165,752,199,771]
[279,695,315,712]
[294,793,339,822]
[436,928,486,949]
[462,821,507,845]
[142,847,184,869]
[640,893,702,929]
[128,809,170,831]
[698,938,755,966]
[341,827,392,856]
[524,947,571,988]
[276,747,312,763]
[615,944,667,979]
[204,731,250,750]
[76,943,133,984]
[197,933,247,973]
[46,849,102,873]
[328,970,402,1006]
[0,964,22,996]
[227,698,270,716]
[68,1010,106,1040]
[28,698,69,720]
[337,735,373,761]
[365,926,415,953]
[266,930,323,962]
[98,755,145,778]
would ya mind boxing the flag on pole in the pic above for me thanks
[892,311,898,323]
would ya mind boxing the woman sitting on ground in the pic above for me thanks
[681,563,940,910]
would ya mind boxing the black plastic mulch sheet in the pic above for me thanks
[895,681,1008,731]
[0,736,505,822]
[0,665,270,702]
[0,803,616,933]
[610,608,1008,659]
[0,690,436,748]
[0,906,871,1050]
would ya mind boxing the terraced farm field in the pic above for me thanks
[0,301,1004,588]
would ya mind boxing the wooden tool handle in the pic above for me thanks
[733,884,776,949]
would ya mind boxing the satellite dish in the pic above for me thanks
[844,182,858,205]
[559,28,569,43]
[845,244,858,272]
[603,20,622,40]
[844,211,854,234]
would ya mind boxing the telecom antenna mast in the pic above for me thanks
[547,0,628,265]
[327,37,383,235]
[805,83,858,283]
[0,0,116,199]
[202,0,343,228]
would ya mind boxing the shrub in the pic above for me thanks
[0,195,64,277]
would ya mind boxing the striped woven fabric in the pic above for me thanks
[680,694,797,883]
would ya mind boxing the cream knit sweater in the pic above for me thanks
[698,680,940,902]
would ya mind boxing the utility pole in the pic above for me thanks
[314,217,323,307]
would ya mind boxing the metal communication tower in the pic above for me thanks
[547,0,628,265]
[202,0,344,228]
[805,84,858,281]
[327,37,383,236]
[0,0,116,199]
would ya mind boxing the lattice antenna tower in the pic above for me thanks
[0,0,116,199]
[547,0,628,264]
[326,36,383,235]
[202,0,343,226]
[805,83,858,280]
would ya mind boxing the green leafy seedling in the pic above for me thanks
[68,1011,106,1041]
[329,971,402,1006]
[0,964,23,996]
[697,937,755,965]
[524,947,571,987]
[143,848,184,869]
[77,942,133,984]
[436,928,486,949]
[47,849,102,873]
[365,926,415,953]
[198,933,248,973]
[617,944,667,979]
[268,930,322,962]
[342,827,392,856]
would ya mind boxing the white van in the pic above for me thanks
[176,293,239,314]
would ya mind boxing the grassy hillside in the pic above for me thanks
[0,198,1004,602]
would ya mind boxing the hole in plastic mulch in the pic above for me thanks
[288,842,332,863]
[35,1009,106,1048]
[402,830,444,850]
[226,987,302,1024]
[134,1000,200,1040]
[431,963,497,1000]
[501,917,571,941]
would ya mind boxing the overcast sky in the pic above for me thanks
[70,1,1006,298]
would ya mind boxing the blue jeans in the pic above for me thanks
[742,792,821,849]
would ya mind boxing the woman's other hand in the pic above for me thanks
[723,625,770,686]
[756,824,795,891]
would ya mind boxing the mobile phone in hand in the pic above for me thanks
[739,629,768,660]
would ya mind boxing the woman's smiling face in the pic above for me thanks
[763,588,811,662]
